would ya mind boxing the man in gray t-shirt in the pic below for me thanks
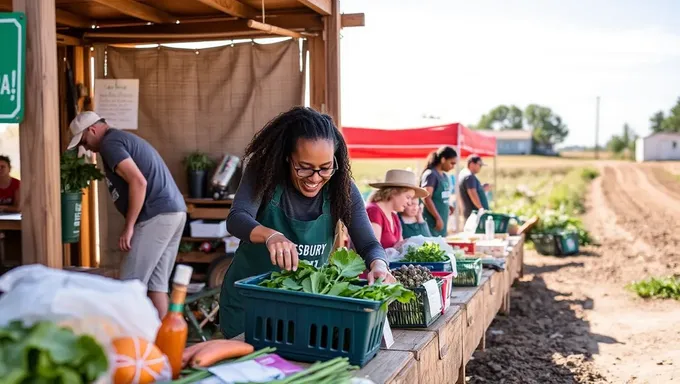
[68,111,186,318]
[458,154,485,219]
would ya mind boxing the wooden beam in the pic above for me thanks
[341,13,364,28]
[297,0,331,16]
[247,19,302,38]
[90,0,176,24]
[84,14,322,35]
[55,9,92,28]
[13,0,63,268]
[56,33,83,46]
[309,35,326,113]
[194,0,258,19]
[325,0,341,128]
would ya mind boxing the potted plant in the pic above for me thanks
[183,152,215,199]
[60,150,104,243]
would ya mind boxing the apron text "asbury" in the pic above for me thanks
[297,243,327,258]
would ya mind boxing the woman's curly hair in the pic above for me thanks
[243,107,353,225]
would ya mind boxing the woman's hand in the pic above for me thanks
[266,233,299,271]
[367,260,396,285]
[416,205,425,223]
[435,217,444,231]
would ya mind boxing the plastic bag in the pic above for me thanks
[0,264,161,342]
[388,235,462,276]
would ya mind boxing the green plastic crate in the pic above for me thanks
[234,273,390,367]
[387,279,444,328]
[475,212,512,234]
[530,231,579,256]
[452,258,482,286]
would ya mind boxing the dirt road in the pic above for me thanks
[467,162,680,384]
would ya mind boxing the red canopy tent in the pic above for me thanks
[342,123,497,159]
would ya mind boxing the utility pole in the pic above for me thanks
[595,96,600,159]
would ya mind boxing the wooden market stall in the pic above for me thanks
[0,0,363,274]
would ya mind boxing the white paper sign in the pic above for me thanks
[423,279,442,318]
[94,79,139,130]
[381,318,394,349]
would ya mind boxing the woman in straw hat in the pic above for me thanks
[366,170,429,249]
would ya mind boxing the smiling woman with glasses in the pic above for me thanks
[220,106,395,339]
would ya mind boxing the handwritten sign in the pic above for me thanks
[422,279,442,318]
[381,318,394,349]
[94,79,139,130]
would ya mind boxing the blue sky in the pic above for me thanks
[338,0,680,147]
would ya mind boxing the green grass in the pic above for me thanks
[627,277,680,300]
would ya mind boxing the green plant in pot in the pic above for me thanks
[183,152,215,199]
[61,150,104,243]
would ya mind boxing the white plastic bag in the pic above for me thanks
[0,264,161,342]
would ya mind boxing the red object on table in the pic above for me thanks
[448,241,475,254]
[432,271,454,314]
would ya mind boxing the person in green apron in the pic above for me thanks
[420,146,458,237]
[219,107,394,339]
[398,200,431,239]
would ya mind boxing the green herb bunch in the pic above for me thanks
[401,242,449,263]
[0,320,109,384]
[259,248,415,307]
[60,150,104,194]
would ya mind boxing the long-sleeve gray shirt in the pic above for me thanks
[227,168,387,267]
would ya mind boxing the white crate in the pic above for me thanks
[190,219,228,238]
[475,239,508,258]
[223,236,241,253]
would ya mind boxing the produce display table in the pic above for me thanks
[226,236,525,384]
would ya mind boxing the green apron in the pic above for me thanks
[477,183,490,210]
[422,170,450,237]
[398,215,431,239]
[219,185,334,339]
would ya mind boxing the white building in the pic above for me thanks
[484,130,533,155]
[635,132,680,162]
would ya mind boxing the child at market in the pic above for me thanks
[398,199,432,239]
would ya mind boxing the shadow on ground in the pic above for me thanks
[466,273,612,384]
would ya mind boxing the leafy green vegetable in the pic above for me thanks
[0,320,109,384]
[627,276,680,300]
[401,242,449,263]
[259,248,415,306]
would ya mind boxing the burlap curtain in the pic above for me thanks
[94,40,304,268]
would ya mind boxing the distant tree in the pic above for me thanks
[650,111,665,133]
[476,105,524,130]
[608,123,637,159]
[525,104,569,147]
[661,97,680,132]
[649,97,680,133]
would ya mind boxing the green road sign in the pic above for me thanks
[0,13,26,123]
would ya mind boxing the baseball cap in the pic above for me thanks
[467,154,485,166]
[67,111,103,150]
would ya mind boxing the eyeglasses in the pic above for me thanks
[292,157,338,178]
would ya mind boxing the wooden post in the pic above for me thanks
[325,0,341,128]
[309,36,326,113]
[13,0,63,268]
[73,45,92,267]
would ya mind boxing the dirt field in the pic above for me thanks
[467,161,680,383]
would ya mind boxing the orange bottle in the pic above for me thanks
[155,264,193,379]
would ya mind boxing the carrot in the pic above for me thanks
[181,341,218,368]
[190,340,255,368]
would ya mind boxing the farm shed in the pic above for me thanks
[482,129,532,155]
[0,0,362,274]
[635,132,680,162]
